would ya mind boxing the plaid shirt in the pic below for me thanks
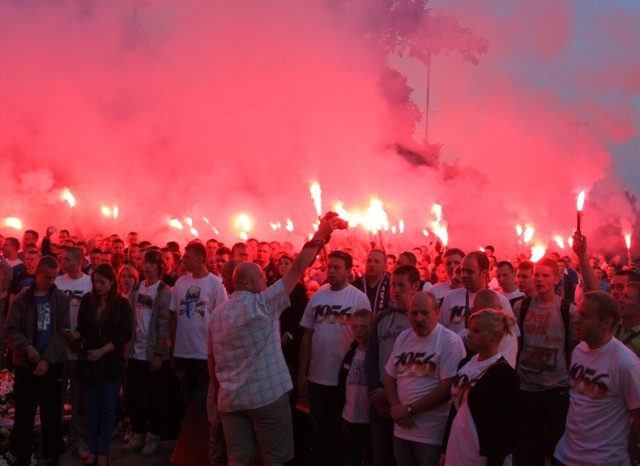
[210,280,292,411]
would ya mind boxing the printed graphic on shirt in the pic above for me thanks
[451,373,471,404]
[348,358,367,385]
[312,304,352,325]
[61,289,85,310]
[569,363,609,399]
[137,293,153,309]
[36,302,52,331]
[394,351,437,376]
[180,286,205,318]
[520,346,557,373]
[449,305,467,325]
[523,309,553,335]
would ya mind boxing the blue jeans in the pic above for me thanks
[393,437,441,466]
[83,379,122,456]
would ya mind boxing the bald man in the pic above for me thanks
[384,291,465,466]
[457,289,519,368]
[209,217,338,466]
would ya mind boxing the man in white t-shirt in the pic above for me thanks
[439,252,517,335]
[170,242,227,414]
[429,248,465,308]
[496,260,524,306]
[384,291,465,466]
[554,291,640,466]
[298,250,371,466]
[54,246,93,458]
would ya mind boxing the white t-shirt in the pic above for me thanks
[300,284,371,386]
[447,353,510,466]
[133,280,160,360]
[170,273,227,360]
[55,274,93,330]
[554,338,640,466]
[343,349,370,423]
[429,282,450,307]
[384,324,465,445]
[499,289,524,302]
[439,288,518,336]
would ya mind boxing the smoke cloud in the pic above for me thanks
[0,0,637,257]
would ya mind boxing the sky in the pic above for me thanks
[0,0,638,257]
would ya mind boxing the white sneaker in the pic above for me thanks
[120,433,144,453]
[141,432,160,457]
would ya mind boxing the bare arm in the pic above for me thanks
[282,218,337,295]
[630,408,640,464]
[385,375,413,428]
[572,232,599,292]
[297,328,313,397]
[170,312,177,361]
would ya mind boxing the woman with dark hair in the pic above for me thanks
[72,263,132,466]
[121,249,172,456]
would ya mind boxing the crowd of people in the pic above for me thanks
[0,220,638,466]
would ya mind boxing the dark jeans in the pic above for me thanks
[307,381,343,466]
[370,407,396,466]
[83,378,122,456]
[514,387,569,466]
[11,364,66,462]
[173,357,208,415]
[344,421,373,466]
[125,358,168,435]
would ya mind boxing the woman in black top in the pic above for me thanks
[443,308,519,466]
[73,263,132,466]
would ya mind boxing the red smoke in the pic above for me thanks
[0,0,637,257]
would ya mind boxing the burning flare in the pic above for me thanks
[285,219,294,232]
[168,218,184,230]
[531,244,546,262]
[1,217,23,230]
[576,190,586,212]
[624,233,631,250]
[310,181,322,217]
[235,213,253,240]
[60,188,76,208]
[553,235,565,249]
[523,225,535,244]
[101,205,119,219]
[430,204,448,246]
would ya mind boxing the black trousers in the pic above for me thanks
[124,358,169,435]
[12,364,66,462]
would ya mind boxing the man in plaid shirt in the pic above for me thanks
[209,217,338,466]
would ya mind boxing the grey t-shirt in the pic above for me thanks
[515,296,577,391]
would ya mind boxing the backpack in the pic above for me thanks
[516,297,572,368]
